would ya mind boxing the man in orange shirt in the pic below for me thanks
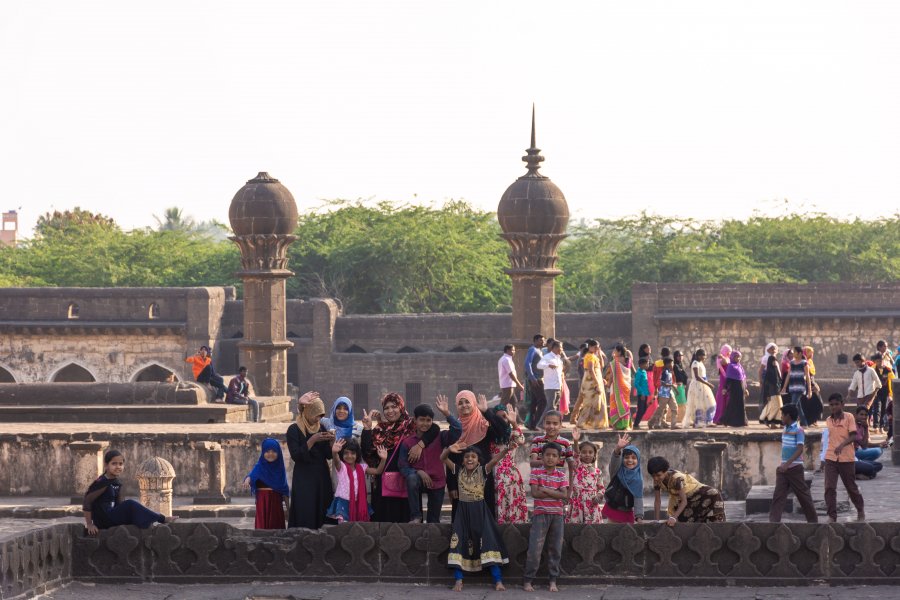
[185,345,227,400]
[823,393,865,522]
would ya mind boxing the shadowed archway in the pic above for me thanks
[51,363,96,382]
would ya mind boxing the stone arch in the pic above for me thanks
[0,364,17,383]
[397,346,420,354]
[344,344,367,353]
[131,363,178,382]
[49,362,97,382]
[148,302,160,319]
[67,302,80,319]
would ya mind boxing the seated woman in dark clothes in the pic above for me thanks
[83,450,178,535]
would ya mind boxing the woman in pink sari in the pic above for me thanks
[712,344,732,425]
[608,343,634,430]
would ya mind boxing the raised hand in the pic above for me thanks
[572,427,582,442]
[369,410,383,424]
[298,391,320,406]
[449,442,465,454]
[435,394,450,416]
[615,433,632,451]
[361,409,373,430]
[331,438,346,454]
[376,445,388,460]
[476,394,488,412]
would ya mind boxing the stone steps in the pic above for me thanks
[0,404,249,423]
[745,471,814,514]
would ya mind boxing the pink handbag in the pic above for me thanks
[380,443,408,498]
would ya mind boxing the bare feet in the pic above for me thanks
[523,582,534,592]
[495,581,506,591]
[549,580,559,592]
[452,580,463,592]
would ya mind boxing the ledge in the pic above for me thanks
[0,320,186,335]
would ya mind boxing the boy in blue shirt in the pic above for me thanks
[633,357,651,429]
[769,404,818,523]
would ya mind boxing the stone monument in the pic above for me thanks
[498,108,569,366]
[136,456,175,517]
[228,172,298,421]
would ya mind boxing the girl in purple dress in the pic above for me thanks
[712,344,732,425]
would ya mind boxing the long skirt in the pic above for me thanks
[758,395,783,426]
[713,374,729,423]
[676,485,726,523]
[801,392,824,425]
[576,377,609,429]
[448,499,509,572]
[720,378,748,427]
[255,488,286,529]
[683,380,716,427]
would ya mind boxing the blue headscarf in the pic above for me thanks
[246,438,290,497]
[330,396,356,440]
[617,445,643,499]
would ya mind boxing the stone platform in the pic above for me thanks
[0,382,293,424]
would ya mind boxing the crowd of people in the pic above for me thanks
[78,340,897,592]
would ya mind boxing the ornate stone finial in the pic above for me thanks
[248,172,279,184]
[522,104,545,178]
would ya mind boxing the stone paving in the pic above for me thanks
[36,581,900,599]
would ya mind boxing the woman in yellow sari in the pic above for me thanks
[575,339,608,429]
[607,343,633,430]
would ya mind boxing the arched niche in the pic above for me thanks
[0,365,15,383]
[148,302,161,319]
[67,302,80,319]
[51,363,96,382]
[132,364,178,382]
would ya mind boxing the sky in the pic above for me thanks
[1,1,898,238]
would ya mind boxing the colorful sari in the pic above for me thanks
[608,355,632,430]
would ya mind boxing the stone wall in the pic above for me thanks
[68,521,900,586]
[0,523,72,600]
[0,429,819,499]
[632,282,900,380]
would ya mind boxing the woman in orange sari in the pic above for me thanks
[608,343,634,430]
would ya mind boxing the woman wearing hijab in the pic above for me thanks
[446,390,508,521]
[361,392,441,523]
[720,350,749,427]
[758,343,783,428]
[801,346,824,426]
[600,433,644,524]
[320,396,363,440]
[712,345,732,425]
[286,396,335,529]
[243,438,291,529]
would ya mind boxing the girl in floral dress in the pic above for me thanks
[566,427,604,524]
[489,404,528,524]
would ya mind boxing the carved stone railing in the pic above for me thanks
[4,520,900,598]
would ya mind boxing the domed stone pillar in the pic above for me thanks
[136,456,176,517]
[498,109,569,365]
[229,173,298,403]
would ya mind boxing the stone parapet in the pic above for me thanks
[0,523,73,600]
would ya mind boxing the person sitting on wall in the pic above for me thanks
[227,366,261,422]
[185,345,227,401]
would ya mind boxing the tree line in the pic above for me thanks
[2,203,897,313]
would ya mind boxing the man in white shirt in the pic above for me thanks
[498,344,524,414]
[537,340,564,413]
[847,353,882,409]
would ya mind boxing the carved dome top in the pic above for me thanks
[497,110,569,237]
[136,456,176,478]
[228,172,299,236]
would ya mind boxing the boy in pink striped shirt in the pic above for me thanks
[524,441,568,592]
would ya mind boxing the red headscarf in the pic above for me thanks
[370,392,415,452]
[455,390,490,447]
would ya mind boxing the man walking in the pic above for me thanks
[524,334,546,429]
[498,344,524,414]
[847,353,881,410]
[538,340,565,414]
[823,393,865,522]
[769,404,817,523]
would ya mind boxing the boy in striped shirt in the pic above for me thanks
[524,441,568,593]
[768,404,818,523]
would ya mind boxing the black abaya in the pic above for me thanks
[286,422,333,529]
[720,378,748,427]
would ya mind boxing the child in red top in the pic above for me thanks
[524,442,568,593]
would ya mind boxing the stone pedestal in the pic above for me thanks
[69,440,109,504]
[693,440,727,496]
[193,442,230,504]
[136,457,176,517]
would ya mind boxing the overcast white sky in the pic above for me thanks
[1,1,898,237]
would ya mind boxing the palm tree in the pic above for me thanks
[154,207,197,232]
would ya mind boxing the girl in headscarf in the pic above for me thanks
[242,438,290,529]
[721,350,749,427]
[446,390,508,521]
[801,346,824,427]
[712,344,732,425]
[286,396,335,529]
[360,392,440,523]
[489,404,528,524]
[607,343,633,430]
[600,433,644,524]
[758,344,783,428]
[320,396,363,440]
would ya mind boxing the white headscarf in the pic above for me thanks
[761,343,777,366]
